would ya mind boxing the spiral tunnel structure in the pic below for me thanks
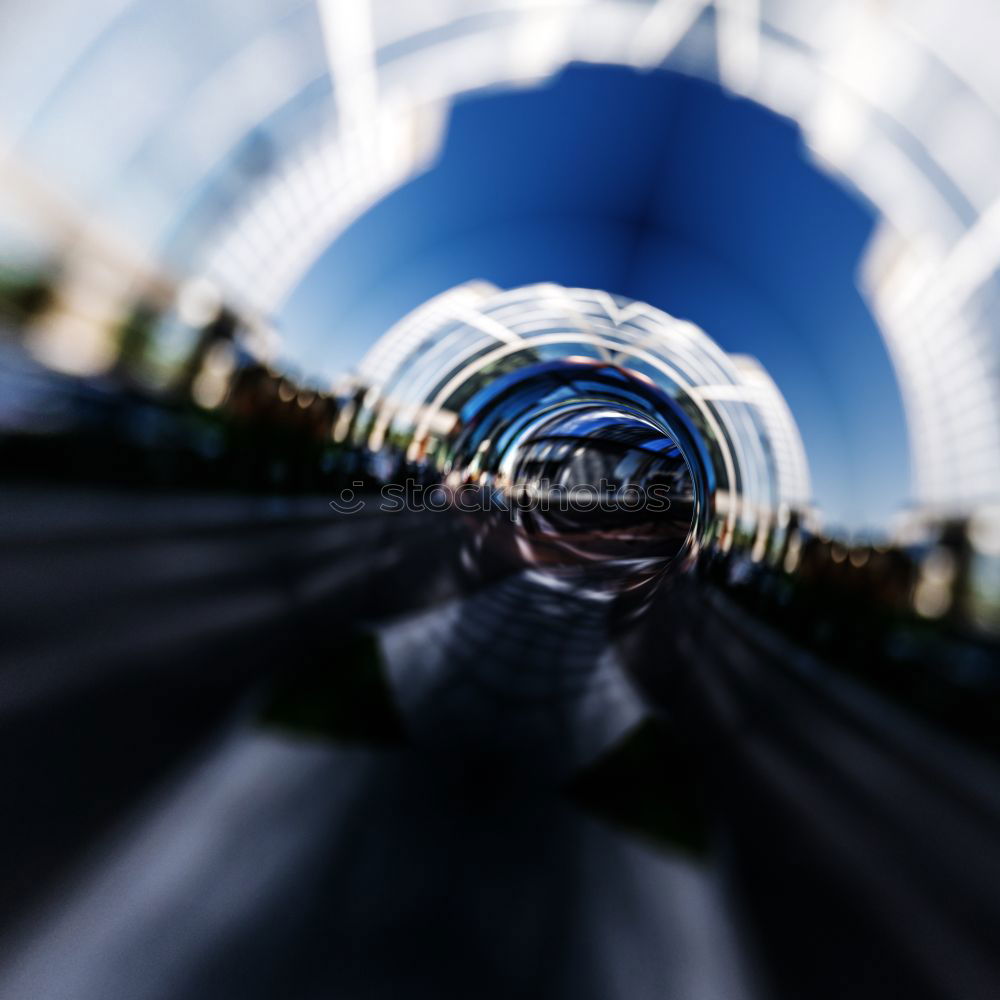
[351,282,814,573]
[2,3,1000,1000]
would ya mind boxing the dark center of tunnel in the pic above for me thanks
[445,358,700,584]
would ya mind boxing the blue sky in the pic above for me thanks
[280,64,911,534]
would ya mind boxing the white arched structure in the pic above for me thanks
[355,281,811,549]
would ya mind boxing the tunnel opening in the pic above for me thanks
[442,358,701,586]
[352,282,800,584]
